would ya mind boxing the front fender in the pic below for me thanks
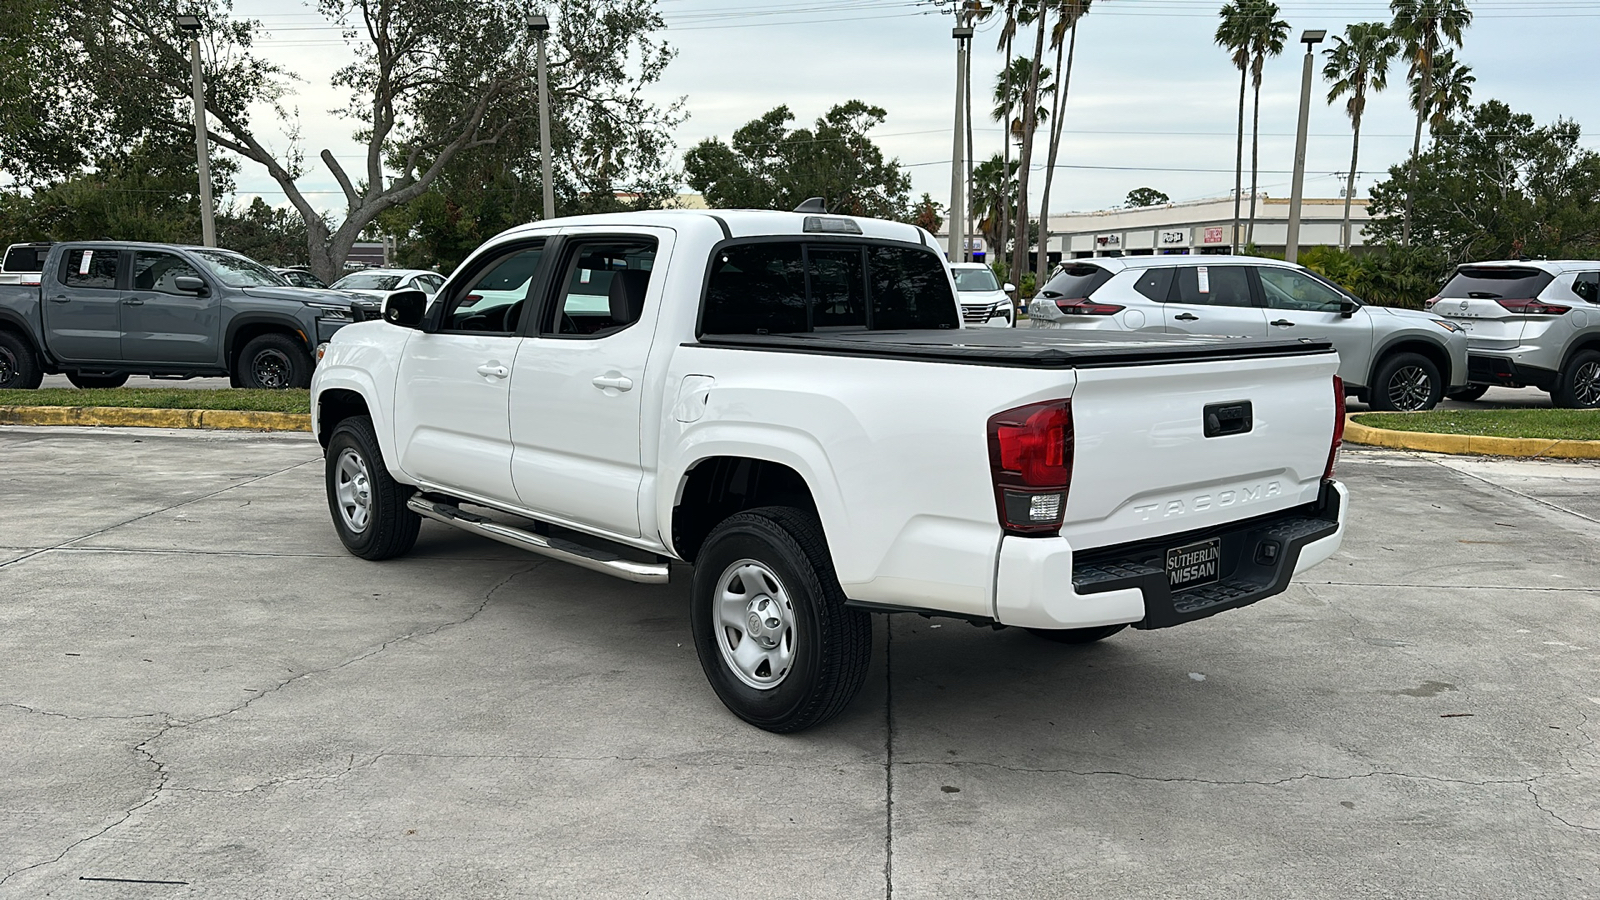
[310,326,408,479]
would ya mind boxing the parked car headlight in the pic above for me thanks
[1430,319,1463,333]
[305,302,350,320]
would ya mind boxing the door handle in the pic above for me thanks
[1174,313,1200,321]
[1271,319,1295,327]
[476,364,509,379]
[592,373,634,392]
[50,295,70,303]
[123,298,145,306]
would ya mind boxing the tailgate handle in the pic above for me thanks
[1204,401,1253,438]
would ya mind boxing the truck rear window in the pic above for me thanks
[1441,266,1554,300]
[702,241,957,334]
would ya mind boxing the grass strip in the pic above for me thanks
[0,388,310,414]
[1353,409,1600,441]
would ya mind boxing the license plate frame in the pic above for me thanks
[1166,537,1221,592]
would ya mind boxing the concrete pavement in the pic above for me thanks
[1,427,1596,898]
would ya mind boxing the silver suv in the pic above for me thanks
[1028,255,1469,411]
[1426,261,1600,408]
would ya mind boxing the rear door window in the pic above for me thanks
[61,248,120,290]
[1038,264,1111,300]
[546,239,657,338]
[1440,267,1555,300]
[1172,265,1254,307]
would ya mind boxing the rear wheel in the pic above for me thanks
[1554,350,1600,409]
[1446,384,1490,403]
[237,333,311,389]
[66,372,129,389]
[324,415,420,560]
[690,507,871,733]
[1369,352,1443,411]
[1027,623,1128,644]
[0,331,43,390]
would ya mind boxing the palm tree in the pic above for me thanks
[991,55,1054,265]
[972,153,1017,258]
[1390,0,1474,246]
[1035,0,1094,285]
[1323,22,1400,250]
[1244,1,1289,245]
[1008,0,1050,297]
[1410,49,1474,131]
[1216,3,1254,251]
[988,0,1025,270]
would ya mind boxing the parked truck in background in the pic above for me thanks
[0,241,378,389]
[311,209,1350,732]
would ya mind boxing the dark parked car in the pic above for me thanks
[0,242,374,389]
[273,266,329,290]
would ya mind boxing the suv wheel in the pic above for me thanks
[0,331,43,390]
[237,334,311,389]
[690,507,871,733]
[324,415,420,560]
[1554,350,1600,409]
[66,372,130,389]
[1370,352,1443,412]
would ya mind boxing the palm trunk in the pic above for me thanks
[1247,71,1262,247]
[997,41,1014,272]
[1035,22,1073,284]
[1009,2,1048,298]
[1403,58,1432,248]
[1232,66,1246,252]
[1342,97,1363,252]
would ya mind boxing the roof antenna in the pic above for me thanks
[793,197,827,213]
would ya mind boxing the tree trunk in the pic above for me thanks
[1009,2,1048,300]
[1342,94,1363,252]
[997,40,1014,272]
[1232,66,1246,252]
[1247,70,1262,247]
[1036,21,1073,286]
[1404,57,1432,248]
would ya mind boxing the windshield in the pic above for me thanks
[1440,267,1554,300]
[952,268,999,292]
[333,272,403,291]
[192,250,288,288]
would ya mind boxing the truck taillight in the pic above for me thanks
[987,400,1073,536]
[1325,376,1345,482]
[1054,298,1124,316]
[1496,298,1570,315]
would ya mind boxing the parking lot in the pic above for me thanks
[1,426,1597,898]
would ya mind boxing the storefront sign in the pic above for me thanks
[1094,233,1122,249]
[1201,226,1228,245]
[1159,229,1188,247]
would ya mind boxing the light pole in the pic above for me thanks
[528,12,555,221]
[176,14,215,247]
[1284,28,1326,264]
[947,21,973,263]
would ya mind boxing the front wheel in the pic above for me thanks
[66,372,129,389]
[1553,350,1600,409]
[1027,623,1128,644]
[1369,352,1443,411]
[324,415,420,560]
[690,507,871,733]
[0,330,43,389]
[237,333,311,389]
[1446,384,1490,403]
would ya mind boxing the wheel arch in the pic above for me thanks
[0,310,49,364]
[316,388,371,449]
[670,455,825,565]
[1558,334,1600,374]
[1370,336,1451,389]
[226,315,311,374]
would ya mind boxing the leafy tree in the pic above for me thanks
[1124,187,1170,208]
[1390,0,1474,246]
[683,101,916,219]
[1366,100,1600,263]
[1299,245,1449,309]
[1324,22,1400,250]
[911,194,944,235]
[216,197,311,267]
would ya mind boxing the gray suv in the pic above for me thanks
[0,242,379,390]
[1426,260,1600,408]
[1028,255,1470,411]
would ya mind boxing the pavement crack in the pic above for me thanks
[0,702,159,722]
[1424,456,1600,528]
[900,760,1541,790]
[1525,781,1600,834]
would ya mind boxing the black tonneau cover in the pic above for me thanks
[694,329,1334,369]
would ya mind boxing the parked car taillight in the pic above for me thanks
[1325,376,1345,482]
[1496,298,1570,315]
[987,400,1074,536]
[1053,298,1124,316]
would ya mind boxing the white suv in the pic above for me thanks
[1426,261,1600,408]
[1028,255,1469,411]
[950,262,1015,327]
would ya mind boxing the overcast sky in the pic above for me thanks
[233,0,1600,219]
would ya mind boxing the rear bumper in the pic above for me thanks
[994,480,1347,630]
[1467,354,1558,390]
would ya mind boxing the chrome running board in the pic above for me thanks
[406,496,670,584]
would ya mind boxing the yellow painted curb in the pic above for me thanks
[1346,415,1600,459]
[0,405,311,432]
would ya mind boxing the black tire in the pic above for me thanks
[1027,623,1128,644]
[1369,352,1443,411]
[325,415,420,560]
[690,506,872,733]
[66,372,129,389]
[1446,384,1490,403]
[1553,350,1600,410]
[0,330,43,390]
[236,333,311,389]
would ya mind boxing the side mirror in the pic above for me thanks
[1339,298,1359,318]
[1003,282,1017,293]
[383,290,428,329]
[173,275,207,294]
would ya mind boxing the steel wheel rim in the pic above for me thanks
[1572,361,1600,407]
[1388,365,1432,411]
[335,448,372,533]
[253,349,292,389]
[0,347,14,387]
[714,558,797,690]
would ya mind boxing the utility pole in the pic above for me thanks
[529,11,556,221]
[176,14,215,247]
[1285,28,1326,264]
[948,18,973,263]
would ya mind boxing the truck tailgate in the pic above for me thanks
[1063,349,1340,551]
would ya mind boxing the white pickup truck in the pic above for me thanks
[311,209,1349,732]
